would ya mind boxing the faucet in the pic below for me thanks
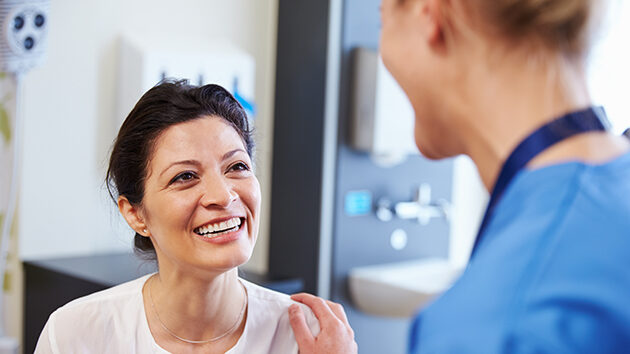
[376,183,450,225]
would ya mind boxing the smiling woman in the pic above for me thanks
[33,81,319,354]
[121,116,259,274]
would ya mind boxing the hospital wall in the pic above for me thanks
[18,0,278,267]
[8,0,279,347]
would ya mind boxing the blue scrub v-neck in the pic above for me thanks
[409,150,630,353]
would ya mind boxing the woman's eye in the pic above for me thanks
[170,171,197,184]
[229,162,250,172]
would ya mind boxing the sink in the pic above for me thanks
[348,258,463,318]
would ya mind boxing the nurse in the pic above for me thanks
[289,0,630,352]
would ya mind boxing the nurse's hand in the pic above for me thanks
[289,293,358,354]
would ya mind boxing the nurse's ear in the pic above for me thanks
[420,0,478,59]
[408,0,448,48]
[118,196,150,237]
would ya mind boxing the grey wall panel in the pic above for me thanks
[268,0,331,293]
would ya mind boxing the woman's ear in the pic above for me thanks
[118,196,150,237]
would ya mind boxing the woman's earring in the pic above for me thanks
[143,229,148,234]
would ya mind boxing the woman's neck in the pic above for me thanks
[144,266,246,348]
[455,53,624,191]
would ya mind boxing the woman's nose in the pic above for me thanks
[200,176,237,208]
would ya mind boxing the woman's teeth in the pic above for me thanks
[194,217,242,237]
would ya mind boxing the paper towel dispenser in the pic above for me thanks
[350,47,419,166]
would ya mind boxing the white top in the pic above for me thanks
[34,274,320,354]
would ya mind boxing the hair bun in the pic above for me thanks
[483,0,597,56]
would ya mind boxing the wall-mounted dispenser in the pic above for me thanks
[350,47,418,166]
[116,35,256,129]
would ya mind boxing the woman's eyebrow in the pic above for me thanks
[222,149,246,161]
[158,150,246,178]
[159,160,201,178]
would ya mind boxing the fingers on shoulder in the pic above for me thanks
[288,304,315,350]
[290,293,324,308]
[293,301,321,336]
[291,294,336,320]
[291,294,351,331]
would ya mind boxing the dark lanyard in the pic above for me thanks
[469,106,608,258]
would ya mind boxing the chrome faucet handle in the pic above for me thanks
[417,183,431,206]
[394,200,444,225]
[375,184,451,225]
[394,183,451,225]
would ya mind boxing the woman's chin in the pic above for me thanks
[186,242,254,274]
[214,247,253,271]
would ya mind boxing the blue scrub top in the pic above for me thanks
[410,151,630,354]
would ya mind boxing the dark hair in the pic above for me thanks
[106,79,254,260]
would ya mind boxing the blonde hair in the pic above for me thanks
[466,0,603,58]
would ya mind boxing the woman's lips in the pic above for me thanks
[194,217,243,235]
[193,217,246,244]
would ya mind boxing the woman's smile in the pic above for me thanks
[193,216,247,244]
[194,216,244,236]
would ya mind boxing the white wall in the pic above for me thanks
[449,156,487,269]
[18,0,278,269]
[588,0,630,133]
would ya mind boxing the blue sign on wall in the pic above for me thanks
[344,190,372,216]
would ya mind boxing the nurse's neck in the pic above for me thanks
[459,53,630,192]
